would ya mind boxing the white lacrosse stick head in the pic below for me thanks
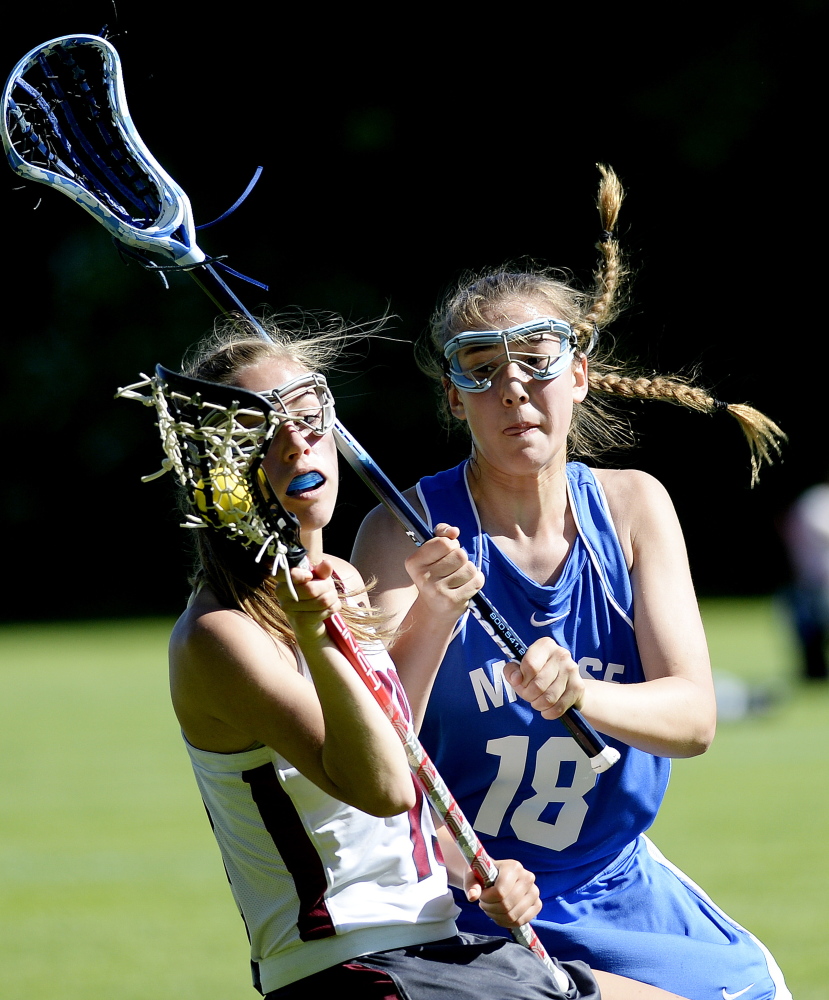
[1,34,206,266]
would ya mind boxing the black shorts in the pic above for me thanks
[265,933,600,1000]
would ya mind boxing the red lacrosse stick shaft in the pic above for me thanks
[322,610,558,975]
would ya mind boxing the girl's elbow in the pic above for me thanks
[697,718,717,754]
[678,684,717,756]
[347,766,417,816]
[681,717,716,757]
[360,783,417,817]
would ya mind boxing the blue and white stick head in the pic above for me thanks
[1,34,206,267]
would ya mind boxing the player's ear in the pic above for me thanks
[445,380,467,422]
[572,355,588,403]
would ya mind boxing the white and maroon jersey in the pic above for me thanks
[184,639,457,994]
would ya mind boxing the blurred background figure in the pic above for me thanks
[781,479,829,681]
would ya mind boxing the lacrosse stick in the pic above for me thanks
[333,422,620,772]
[1,32,250,311]
[1,32,617,772]
[116,366,568,987]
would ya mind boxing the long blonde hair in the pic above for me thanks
[181,312,386,644]
[420,166,785,485]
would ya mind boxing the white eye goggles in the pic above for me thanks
[259,372,336,436]
[443,318,578,393]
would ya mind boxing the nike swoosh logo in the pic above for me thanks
[723,985,755,1000]
[530,611,569,627]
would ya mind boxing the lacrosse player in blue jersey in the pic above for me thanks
[353,168,790,1000]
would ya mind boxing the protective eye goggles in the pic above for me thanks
[259,372,336,436]
[443,318,578,393]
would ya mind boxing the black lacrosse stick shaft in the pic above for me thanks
[332,423,618,770]
[187,262,256,319]
[180,263,618,771]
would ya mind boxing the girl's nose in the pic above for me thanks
[278,422,311,460]
[500,363,531,405]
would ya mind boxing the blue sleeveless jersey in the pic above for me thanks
[417,462,791,1000]
[417,461,670,896]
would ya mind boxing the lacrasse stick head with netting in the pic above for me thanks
[118,365,307,575]
[1,33,205,268]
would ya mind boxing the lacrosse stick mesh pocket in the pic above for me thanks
[117,366,305,576]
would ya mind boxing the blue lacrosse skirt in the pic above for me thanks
[451,834,790,1000]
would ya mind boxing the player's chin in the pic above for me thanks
[291,496,337,532]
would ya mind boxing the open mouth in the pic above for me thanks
[286,471,325,497]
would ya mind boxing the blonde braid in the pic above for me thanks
[589,372,786,485]
[574,164,627,344]
[420,164,786,485]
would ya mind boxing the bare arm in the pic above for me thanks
[352,495,483,729]
[505,470,716,757]
[592,468,715,754]
[169,558,415,816]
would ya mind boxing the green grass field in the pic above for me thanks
[1,599,827,999]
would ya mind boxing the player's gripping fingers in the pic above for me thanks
[502,637,566,702]
[504,637,585,719]
[464,858,541,928]
[404,525,463,579]
[433,522,461,542]
[299,559,343,615]
[405,524,484,615]
[275,559,342,636]
[428,525,484,599]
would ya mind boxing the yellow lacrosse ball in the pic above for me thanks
[194,468,252,524]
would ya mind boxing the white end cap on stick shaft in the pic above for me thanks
[590,746,621,773]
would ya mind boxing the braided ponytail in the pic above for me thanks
[590,373,785,486]
[574,164,627,345]
[420,165,786,485]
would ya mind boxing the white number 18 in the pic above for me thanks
[473,736,596,851]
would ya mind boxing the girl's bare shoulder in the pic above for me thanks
[591,466,672,511]
[589,467,680,565]
[351,486,426,580]
[169,586,291,681]
[171,585,248,644]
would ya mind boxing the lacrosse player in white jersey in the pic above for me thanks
[154,316,693,1000]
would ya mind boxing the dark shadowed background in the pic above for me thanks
[2,2,826,620]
